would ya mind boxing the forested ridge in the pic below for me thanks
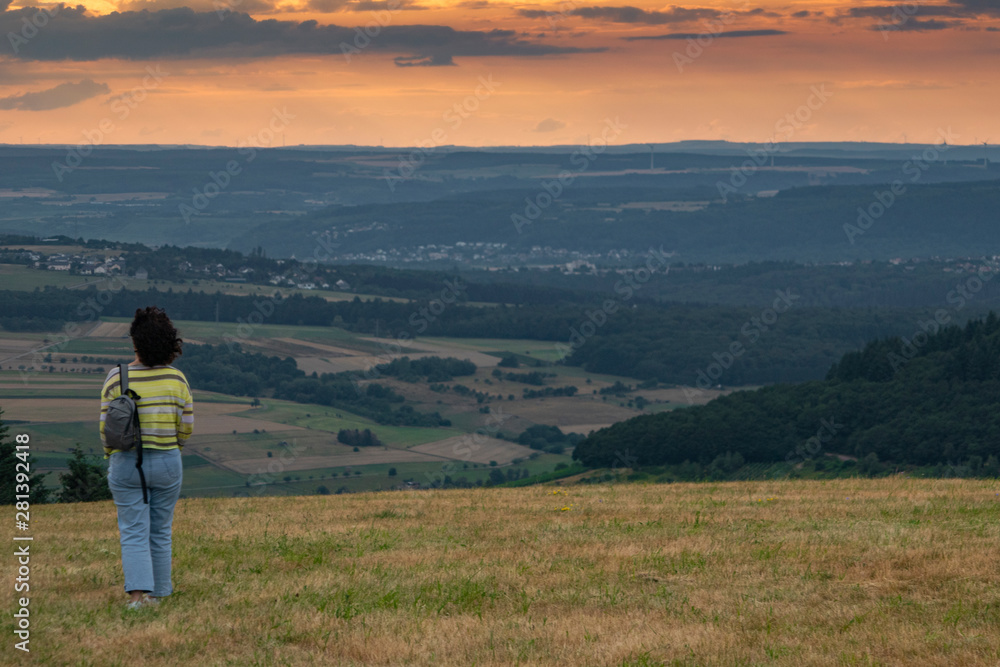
[574,313,1000,470]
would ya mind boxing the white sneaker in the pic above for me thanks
[125,594,158,610]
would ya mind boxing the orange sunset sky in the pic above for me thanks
[0,0,997,146]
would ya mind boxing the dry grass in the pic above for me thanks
[18,478,1000,665]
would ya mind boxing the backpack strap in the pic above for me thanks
[120,363,149,504]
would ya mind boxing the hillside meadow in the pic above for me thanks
[9,478,1000,666]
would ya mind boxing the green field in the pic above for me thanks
[242,400,457,448]
[0,386,97,399]
[422,336,567,362]
[0,263,409,303]
[0,263,105,290]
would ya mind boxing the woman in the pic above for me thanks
[100,306,193,610]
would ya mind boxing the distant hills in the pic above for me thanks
[0,145,997,266]
[3,140,993,162]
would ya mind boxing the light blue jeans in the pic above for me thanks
[108,448,183,597]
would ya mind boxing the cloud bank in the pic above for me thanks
[0,5,604,63]
[0,79,110,110]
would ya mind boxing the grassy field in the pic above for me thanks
[0,263,109,290]
[420,336,568,363]
[0,263,408,303]
[12,477,1000,665]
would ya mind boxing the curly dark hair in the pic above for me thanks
[129,306,183,367]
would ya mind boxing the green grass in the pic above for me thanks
[16,421,95,452]
[182,452,213,468]
[180,464,253,496]
[420,336,567,361]
[55,339,133,355]
[225,455,570,496]
[26,450,75,470]
[247,398,460,447]
[0,263,408,303]
[0,386,97,398]
[86,316,388,356]
[0,330,49,341]
[0,263,104,290]
[178,452,573,497]
[499,463,587,487]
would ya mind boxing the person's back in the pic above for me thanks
[101,364,193,454]
[102,306,193,610]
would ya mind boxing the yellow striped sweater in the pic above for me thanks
[100,364,194,456]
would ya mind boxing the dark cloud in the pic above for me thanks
[394,53,454,66]
[0,79,110,110]
[871,17,959,30]
[519,5,781,24]
[347,0,428,10]
[837,0,1000,23]
[0,6,604,62]
[518,9,555,18]
[120,0,277,12]
[847,5,963,18]
[307,0,349,11]
[742,7,782,17]
[791,10,816,17]
[950,0,1000,15]
[306,0,429,11]
[573,5,722,23]
[520,5,724,24]
[623,29,788,40]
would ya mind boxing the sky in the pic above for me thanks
[0,0,997,146]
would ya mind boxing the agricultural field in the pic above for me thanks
[18,478,1000,665]
[0,262,107,290]
[0,262,405,302]
[0,313,728,497]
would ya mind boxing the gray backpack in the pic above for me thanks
[105,363,148,503]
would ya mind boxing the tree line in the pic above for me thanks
[0,285,957,385]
